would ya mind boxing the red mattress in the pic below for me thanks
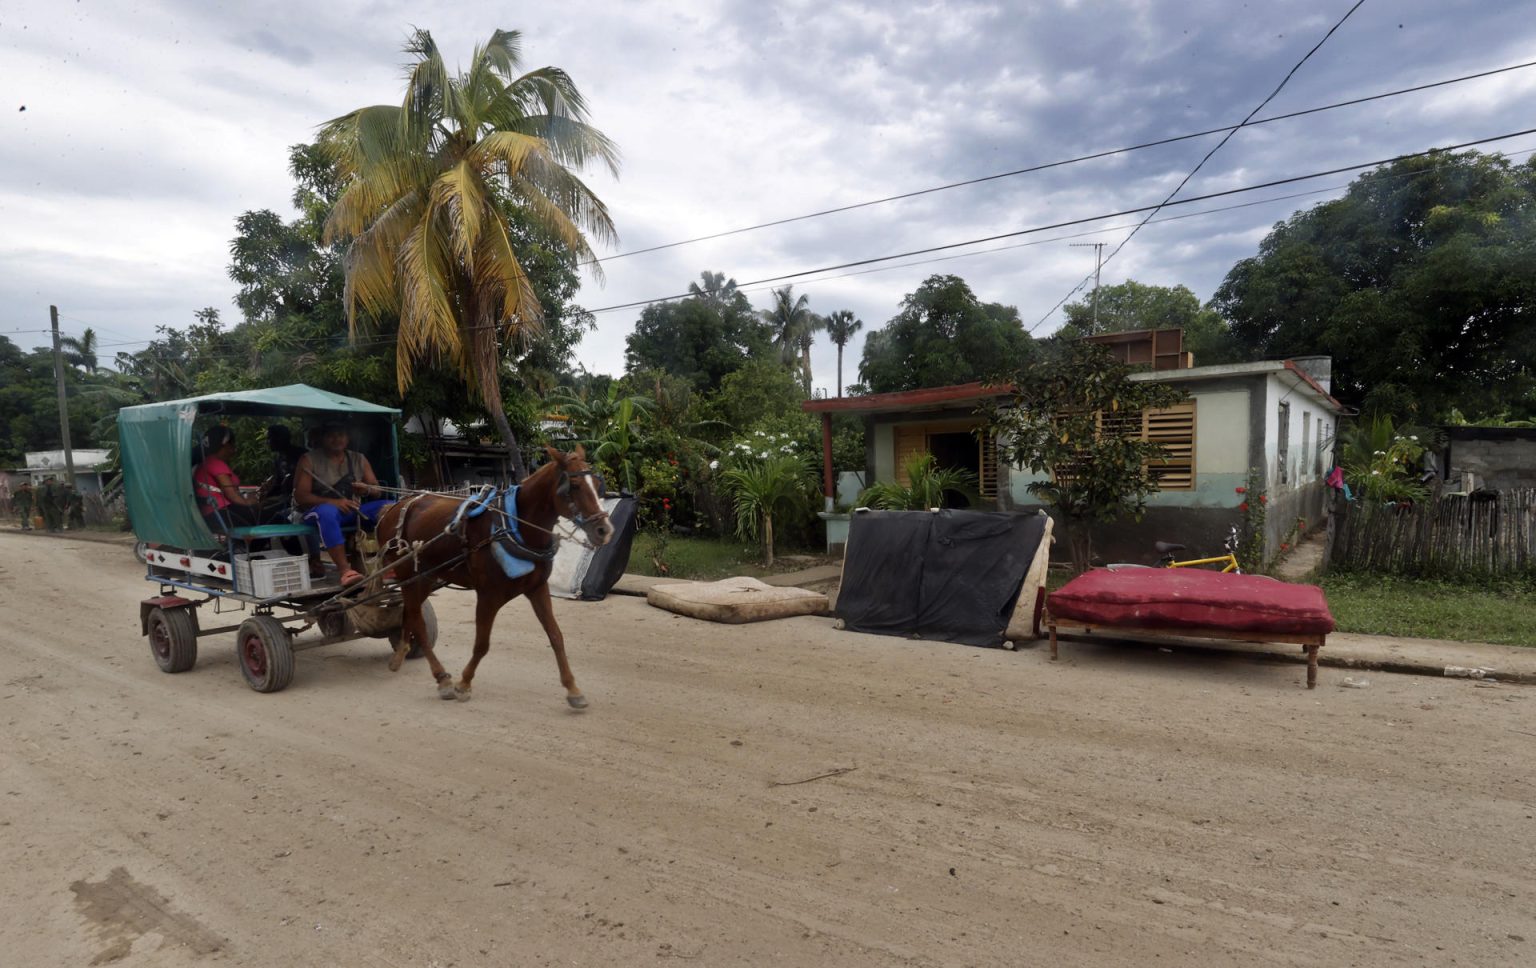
[1047,569,1335,637]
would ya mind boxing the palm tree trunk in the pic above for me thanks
[467,290,529,481]
[763,513,775,568]
[836,345,843,397]
[801,346,813,395]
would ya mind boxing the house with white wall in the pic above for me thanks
[805,348,1342,565]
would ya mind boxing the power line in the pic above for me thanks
[586,52,1534,267]
[1033,0,1367,329]
[580,126,1536,317]
[83,131,1536,359]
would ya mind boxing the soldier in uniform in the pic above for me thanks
[66,485,85,529]
[40,477,64,532]
[14,481,34,529]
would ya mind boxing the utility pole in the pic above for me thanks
[1070,242,1105,333]
[49,305,76,484]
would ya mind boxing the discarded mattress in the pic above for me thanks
[547,495,638,601]
[1047,568,1336,636]
[835,508,1053,647]
[647,576,829,624]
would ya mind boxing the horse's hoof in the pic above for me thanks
[454,685,473,702]
[567,694,589,710]
[437,683,457,700]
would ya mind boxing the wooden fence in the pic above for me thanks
[1328,488,1536,577]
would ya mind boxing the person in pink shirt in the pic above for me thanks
[194,426,266,535]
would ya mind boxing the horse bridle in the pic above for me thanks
[555,468,611,534]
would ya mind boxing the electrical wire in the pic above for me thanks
[1032,0,1368,329]
[79,131,1536,360]
[585,48,1531,267]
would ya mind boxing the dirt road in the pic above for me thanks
[3,531,1533,967]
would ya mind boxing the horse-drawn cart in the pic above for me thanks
[120,385,434,693]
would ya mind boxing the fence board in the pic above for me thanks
[1328,488,1536,578]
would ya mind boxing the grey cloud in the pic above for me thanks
[236,29,314,66]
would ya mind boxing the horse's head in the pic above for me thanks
[545,445,614,547]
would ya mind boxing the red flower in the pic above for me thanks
[1280,543,1290,551]
[1239,502,1250,512]
[1235,486,1247,494]
[1259,495,1268,505]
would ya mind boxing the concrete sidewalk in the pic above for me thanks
[1040,628,1536,685]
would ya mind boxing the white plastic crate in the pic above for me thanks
[234,551,312,598]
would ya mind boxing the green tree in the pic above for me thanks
[1060,280,1238,365]
[858,274,1034,393]
[320,28,619,479]
[761,285,819,392]
[823,309,863,397]
[986,339,1189,573]
[1213,150,1536,420]
[58,329,99,374]
[624,271,771,391]
[721,453,814,567]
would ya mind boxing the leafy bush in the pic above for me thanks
[858,453,980,510]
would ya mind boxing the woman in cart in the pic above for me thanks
[294,420,393,585]
[194,426,276,538]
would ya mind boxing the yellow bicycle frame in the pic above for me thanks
[1165,554,1240,573]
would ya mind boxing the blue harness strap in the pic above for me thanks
[448,484,542,580]
[489,485,536,579]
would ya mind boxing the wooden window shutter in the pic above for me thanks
[893,426,927,485]
[978,433,998,499]
[1145,401,1196,490]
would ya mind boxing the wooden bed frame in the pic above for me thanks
[1045,610,1326,689]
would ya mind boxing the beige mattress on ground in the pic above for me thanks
[646,576,830,624]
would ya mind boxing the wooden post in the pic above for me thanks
[821,411,834,513]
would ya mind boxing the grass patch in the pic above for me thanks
[627,533,829,581]
[1320,573,1536,646]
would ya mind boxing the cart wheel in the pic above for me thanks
[133,541,150,564]
[388,600,437,660]
[147,606,198,674]
[237,615,295,693]
[317,610,352,640]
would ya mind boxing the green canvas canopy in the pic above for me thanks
[119,385,401,549]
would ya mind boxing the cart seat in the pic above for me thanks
[227,523,316,539]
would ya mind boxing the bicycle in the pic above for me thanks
[1107,524,1243,574]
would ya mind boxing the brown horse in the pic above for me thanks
[373,446,613,705]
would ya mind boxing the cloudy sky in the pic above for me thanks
[3,0,1534,395]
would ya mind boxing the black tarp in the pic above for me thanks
[579,495,638,600]
[836,509,1049,647]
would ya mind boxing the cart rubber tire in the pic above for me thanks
[237,615,295,693]
[388,599,437,660]
[148,606,198,674]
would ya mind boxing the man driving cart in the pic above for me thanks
[294,420,393,585]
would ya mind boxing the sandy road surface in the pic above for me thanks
[2,531,1534,967]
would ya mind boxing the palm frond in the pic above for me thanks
[430,159,488,266]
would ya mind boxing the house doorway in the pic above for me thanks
[928,431,981,508]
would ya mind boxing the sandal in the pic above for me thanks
[340,569,366,585]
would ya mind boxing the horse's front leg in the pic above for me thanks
[526,582,586,709]
[453,588,509,701]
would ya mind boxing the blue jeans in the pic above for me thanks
[303,500,393,550]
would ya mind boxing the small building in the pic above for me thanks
[805,340,1343,565]
[20,449,114,493]
[1442,426,1536,491]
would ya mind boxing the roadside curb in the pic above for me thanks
[1039,631,1536,685]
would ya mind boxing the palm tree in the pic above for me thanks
[321,28,619,479]
[722,453,813,567]
[60,328,98,374]
[823,310,862,397]
[857,453,980,510]
[761,285,817,392]
[795,314,825,395]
